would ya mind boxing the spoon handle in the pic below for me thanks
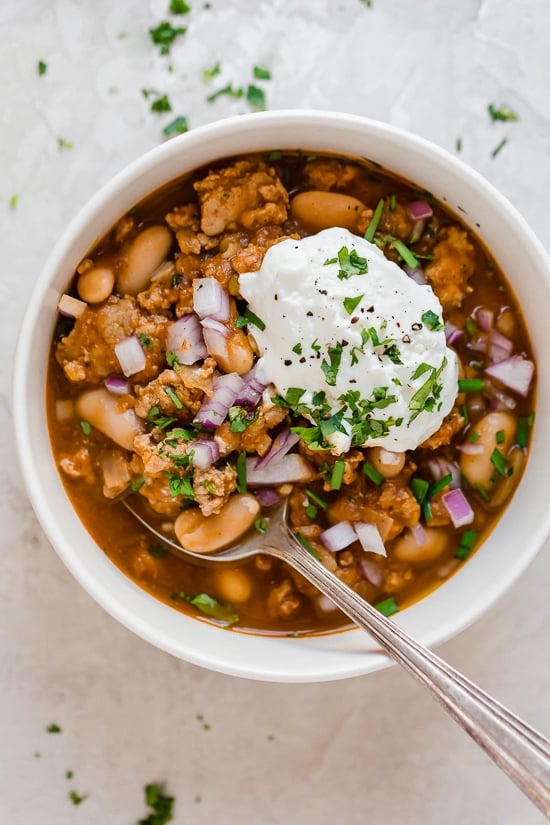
[267,529,550,816]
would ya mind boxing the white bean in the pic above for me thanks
[77,266,115,303]
[393,527,448,563]
[366,447,406,479]
[175,494,260,554]
[460,411,516,491]
[118,226,172,296]
[290,191,367,233]
[214,567,253,603]
[75,388,143,450]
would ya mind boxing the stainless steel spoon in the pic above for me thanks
[124,496,550,815]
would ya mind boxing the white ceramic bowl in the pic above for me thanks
[13,111,550,682]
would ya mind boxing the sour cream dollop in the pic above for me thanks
[239,227,458,454]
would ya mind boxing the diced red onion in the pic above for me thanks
[245,454,314,485]
[467,336,488,355]
[445,322,463,346]
[201,318,230,362]
[354,522,387,557]
[167,315,208,365]
[485,355,534,398]
[193,278,230,322]
[407,200,433,220]
[358,558,384,587]
[255,429,300,470]
[442,488,474,528]
[427,457,461,489]
[189,439,220,469]
[457,442,484,455]
[403,264,426,285]
[409,522,427,546]
[254,487,280,507]
[315,595,339,614]
[487,328,514,364]
[235,365,267,408]
[58,294,87,318]
[194,372,245,429]
[484,379,517,411]
[320,521,357,553]
[114,335,147,377]
[475,307,494,332]
[105,374,131,395]
[409,218,426,243]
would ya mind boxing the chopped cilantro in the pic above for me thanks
[151,94,172,112]
[321,343,343,386]
[131,478,146,492]
[374,597,398,617]
[246,84,266,109]
[163,116,189,137]
[170,0,191,13]
[139,783,175,825]
[166,472,194,499]
[421,309,444,331]
[202,61,221,81]
[149,21,187,54]
[139,332,152,347]
[336,246,368,279]
[292,342,303,355]
[253,65,271,80]
[408,358,447,422]
[166,351,179,368]
[488,103,518,122]
[147,544,168,558]
[343,294,364,315]
[305,504,317,519]
[146,405,177,430]
[37,60,47,76]
[364,198,384,242]
[228,405,258,432]
[80,420,91,436]
[189,593,239,625]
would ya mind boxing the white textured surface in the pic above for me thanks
[1,1,549,823]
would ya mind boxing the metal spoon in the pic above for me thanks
[124,496,550,815]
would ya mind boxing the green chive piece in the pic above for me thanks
[427,472,453,499]
[491,138,508,158]
[254,517,268,534]
[362,460,385,486]
[515,415,532,448]
[374,597,399,617]
[468,430,480,443]
[236,451,247,493]
[305,488,328,510]
[474,482,491,502]
[80,420,91,435]
[295,532,321,560]
[455,529,478,560]
[163,116,189,137]
[305,504,318,519]
[391,237,420,269]
[495,429,505,445]
[458,378,485,392]
[410,477,429,505]
[330,460,345,490]
[164,386,183,409]
[364,198,384,242]
[490,448,508,478]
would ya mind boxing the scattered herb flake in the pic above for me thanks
[149,21,187,55]
[164,386,183,409]
[69,791,87,806]
[236,307,266,330]
[336,246,368,280]
[140,783,175,825]
[292,342,303,355]
[343,294,364,315]
[253,65,271,80]
[169,0,191,13]
[38,60,47,76]
[254,517,268,533]
[80,420,91,436]
[202,61,221,81]
[246,84,266,109]
[139,332,152,347]
[66,770,74,780]
[456,137,462,152]
[190,593,239,625]
[9,194,18,210]
[207,84,243,102]
[488,103,518,122]
[421,309,444,331]
[151,94,172,112]
[46,723,61,734]
[163,116,189,137]
[58,138,73,150]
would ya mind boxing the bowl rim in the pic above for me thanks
[13,109,550,682]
